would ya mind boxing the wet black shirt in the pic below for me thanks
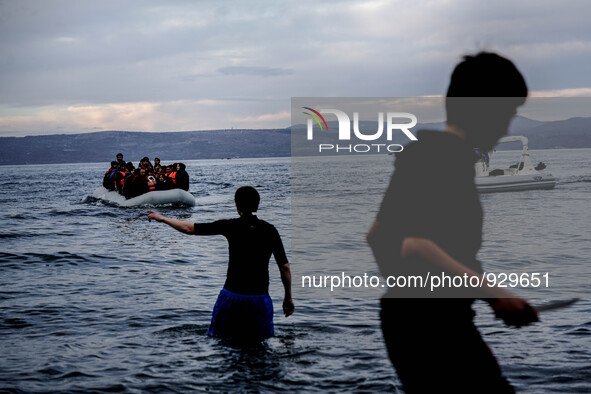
[375,130,483,297]
[193,214,288,295]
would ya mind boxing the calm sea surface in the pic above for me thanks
[1,151,590,392]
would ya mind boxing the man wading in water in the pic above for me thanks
[368,52,538,393]
[148,186,294,341]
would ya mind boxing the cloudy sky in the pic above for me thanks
[1,0,590,136]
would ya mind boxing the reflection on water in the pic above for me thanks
[0,153,590,392]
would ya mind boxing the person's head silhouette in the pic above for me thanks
[446,52,528,151]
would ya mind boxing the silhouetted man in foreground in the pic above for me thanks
[368,52,538,393]
[148,186,294,342]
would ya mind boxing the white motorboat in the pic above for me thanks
[475,136,556,193]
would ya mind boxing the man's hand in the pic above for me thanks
[283,298,295,317]
[147,210,194,234]
[147,210,165,222]
[488,297,539,328]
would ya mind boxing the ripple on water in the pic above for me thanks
[0,156,589,393]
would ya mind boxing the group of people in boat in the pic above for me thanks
[102,153,189,199]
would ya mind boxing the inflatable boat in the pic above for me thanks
[93,187,196,207]
[475,136,556,193]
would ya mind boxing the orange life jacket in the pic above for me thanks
[147,176,156,191]
[116,171,126,190]
[168,171,177,184]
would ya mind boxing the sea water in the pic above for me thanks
[0,152,589,392]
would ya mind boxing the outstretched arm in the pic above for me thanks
[147,210,194,235]
[401,236,538,327]
[279,263,294,317]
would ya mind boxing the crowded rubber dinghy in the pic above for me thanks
[102,154,190,199]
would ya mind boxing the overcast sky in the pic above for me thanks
[1,0,590,136]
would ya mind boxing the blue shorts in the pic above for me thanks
[207,288,274,340]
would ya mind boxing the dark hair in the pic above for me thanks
[235,186,260,213]
[445,52,528,146]
[111,161,118,167]
[446,52,527,99]
[116,153,123,157]
[178,163,186,171]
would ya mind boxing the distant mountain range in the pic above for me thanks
[420,115,591,150]
[1,115,590,165]
[0,128,291,165]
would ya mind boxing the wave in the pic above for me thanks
[0,251,101,265]
[80,195,122,208]
[558,175,591,185]
[0,231,77,240]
